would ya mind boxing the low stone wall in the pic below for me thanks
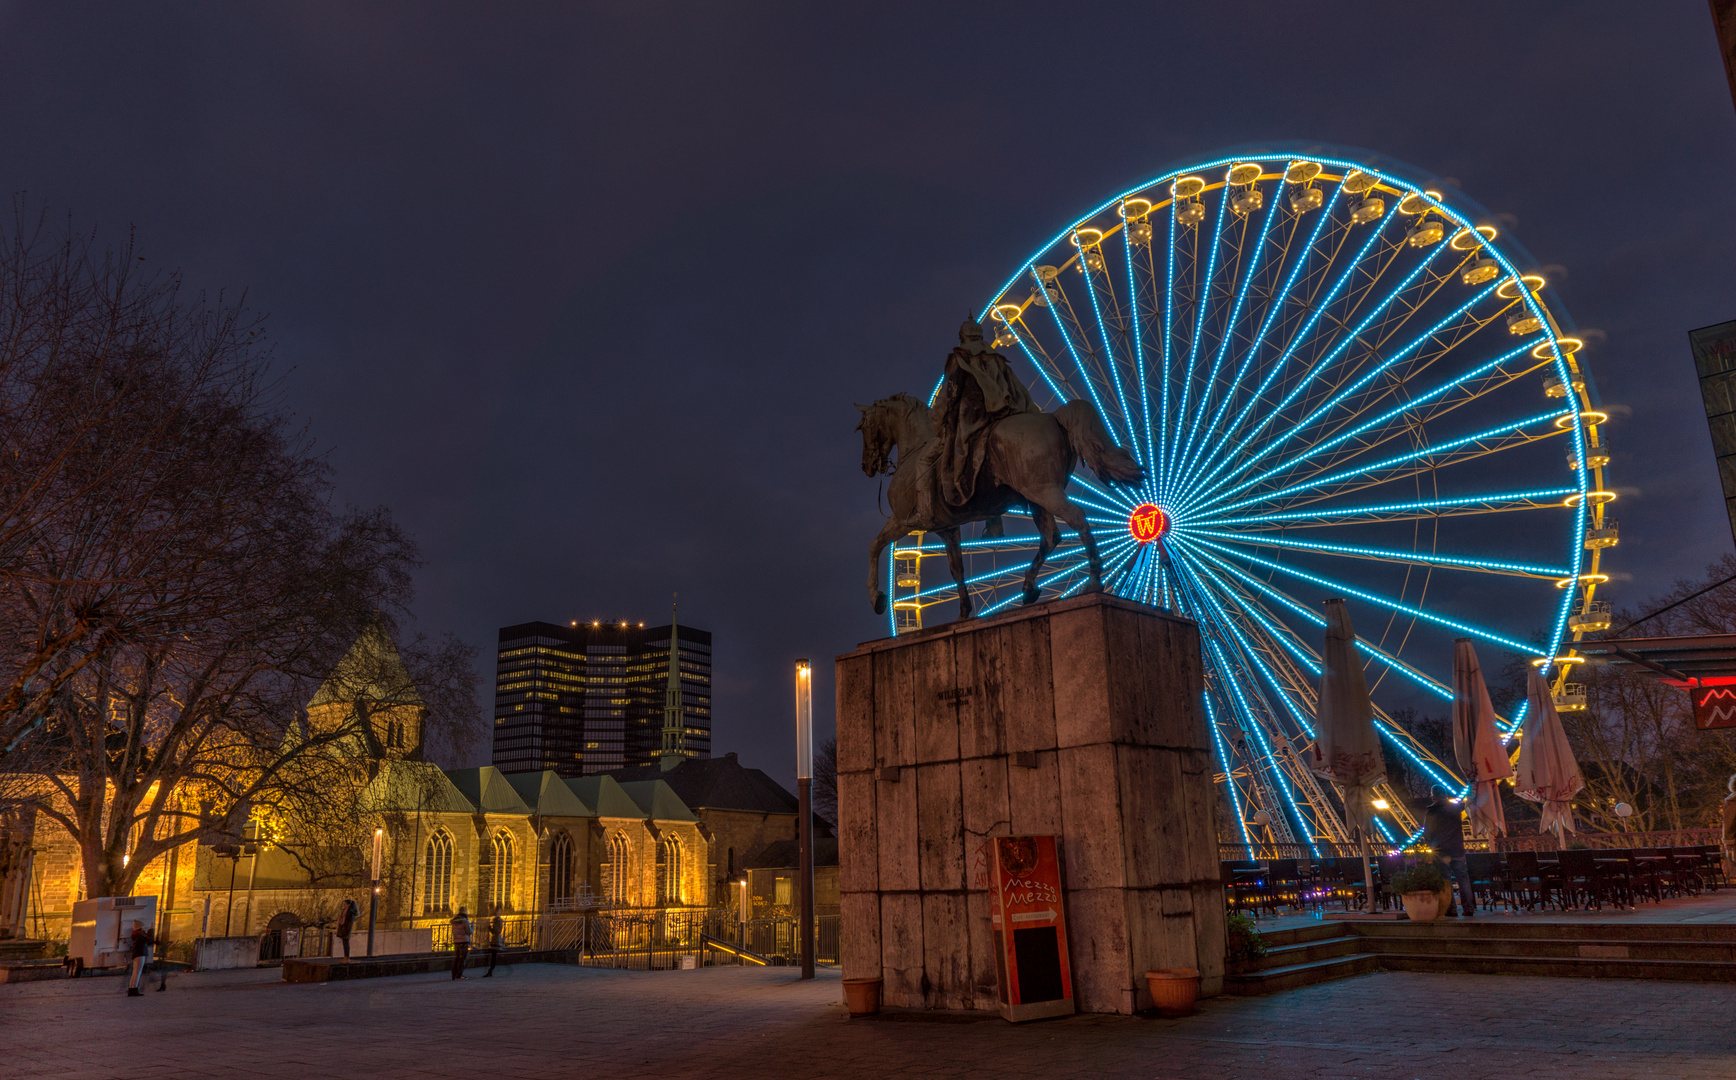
[196,936,261,971]
[284,948,553,983]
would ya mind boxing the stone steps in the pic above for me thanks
[1223,918,1736,994]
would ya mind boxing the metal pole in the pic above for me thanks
[368,827,383,957]
[796,658,814,979]
[224,854,238,937]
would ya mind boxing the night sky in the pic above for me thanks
[4,3,1732,784]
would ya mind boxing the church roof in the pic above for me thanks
[504,770,596,817]
[609,753,797,816]
[309,620,425,709]
[564,774,647,820]
[444,766,534,814]
[616,779,698,823]
[360,760,476,814]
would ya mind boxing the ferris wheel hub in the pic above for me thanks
[1129,503,1170,544]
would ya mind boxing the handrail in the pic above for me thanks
[699,933,770,966]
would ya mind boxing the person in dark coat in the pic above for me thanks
[335,898,358,961]
[126,920,155,997]
[449,907,472,980]
[484,912,503,977]
[1423,784,1476,917]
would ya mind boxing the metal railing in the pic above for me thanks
[1493,828,1720,852]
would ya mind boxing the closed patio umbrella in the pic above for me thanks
[1309,599,1387,911]
[1515,668,1585,845]
[1452,639,1515,840]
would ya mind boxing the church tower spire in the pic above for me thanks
[660,593,684,771]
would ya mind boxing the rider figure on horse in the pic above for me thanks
[921,316,1040,522]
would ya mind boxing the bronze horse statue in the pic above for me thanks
[856,392,1144,620]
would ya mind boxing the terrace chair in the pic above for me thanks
[1668,848,1705,897]
[1376,854,1409,912]
[1696,845,1727,890]
[1504,850,1546,910]
[1267,858,1303,912]
[1637,848,1680,899]
[1323,857,1368,911]
[1466,852,1510,912]
[1559,849,1605,910]
[1593,849,1638,909]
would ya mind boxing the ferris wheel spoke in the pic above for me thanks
[1122,212,1161,487]
[1177,220,1392,502]
[1165,184,1233,482]
[1173,181,1287,484]
[1077,257,1143,455]
[1180,526,1570,579]
[1202,407,1570,518]
[1182,532,1542,655]
[1002,320,1073,404]
[1176,544,1465,795]
[1178,256,1472,516]
[1171,182,1347,495]
[1192,486,1578,530]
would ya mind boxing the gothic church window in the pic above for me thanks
[424,830,453,914]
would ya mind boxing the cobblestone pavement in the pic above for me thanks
[3,963,1733,1079]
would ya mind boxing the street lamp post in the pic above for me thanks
[367,827,383,958]
[795,659,814,980]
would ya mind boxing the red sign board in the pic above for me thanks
[989,835,1074,1022]
[1129,503,1168,544]
[1692,685,1736,729]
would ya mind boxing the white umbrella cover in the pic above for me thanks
[1515,667,1585,840]
[1451,639,1515,839]
[1310,599,1387,837]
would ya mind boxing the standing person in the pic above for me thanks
[335,898,358,961]
[1721,774,1736,884]
[1423,785,1475,917]
[484,911,503,977]
[449,906,472,980]
[125,920,154,997]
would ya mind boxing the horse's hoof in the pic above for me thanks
[872,592,887,616]
[1021,586,1039,606]
[1083,582,1104,595]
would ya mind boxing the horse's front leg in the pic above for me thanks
[1022,507,1060,604]
[1033,489,1103,592]
[868,516,906,616]
[941,528,972,619]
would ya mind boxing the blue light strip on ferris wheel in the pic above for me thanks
[1169,550,1321,855]
[1174,179,1345,493]
[1183,528,1570,578]
[1204,407,1572,518]
[1077,243,1142,456]
[1159,199,1178,499]
[1172,540,1464,806]
[1187,282,1507,512]
[1166,179,1232,492]
[1204,692,1255,857]
[1199,338,1543,512]
[1184,534,1543,656]
[1173,175,1286,486]
[1121,206,1158,496]
[1176,209,1390,503]
[1195,487,1579,527]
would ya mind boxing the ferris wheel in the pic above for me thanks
[887,149,1614,854]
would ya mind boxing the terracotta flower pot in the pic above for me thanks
[843,976,883,1017]
[1401,890,1443,922]
[1145,968,1200,1017]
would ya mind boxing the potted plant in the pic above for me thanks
[1388,861,1450,922]
[1145,968,1201,1017]
[1225,913,1265,970]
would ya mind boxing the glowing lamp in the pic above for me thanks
[1284,160,1322,184]
[1171,175,1206,199]
[1372,799,1390,810]
[1128,503,1169,544]
[1341,169,1378,194]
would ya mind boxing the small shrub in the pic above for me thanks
[1225,912,1265,962]
[1388,861,1447,895]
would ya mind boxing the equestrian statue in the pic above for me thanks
[856,316,1145,621]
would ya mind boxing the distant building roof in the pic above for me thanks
[504,770,597,817]
[361,761,476,814]
[615,780,698,823]
[609,753,797,816]
[565,774,651,819]
[445,767,534,814]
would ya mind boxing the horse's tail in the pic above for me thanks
[1054,401,1146,487]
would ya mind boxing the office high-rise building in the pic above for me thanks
[491,617,711,777]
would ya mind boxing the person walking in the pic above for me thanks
[1424,785,1475,917]
[126,920,155,997]
[335,898,358,961]
[484,912,503,977]
[449,906,472,980]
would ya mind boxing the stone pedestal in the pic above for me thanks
[836,592,1224,1014]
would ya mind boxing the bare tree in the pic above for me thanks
[813,737,837,826]
[0,211,478,899]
